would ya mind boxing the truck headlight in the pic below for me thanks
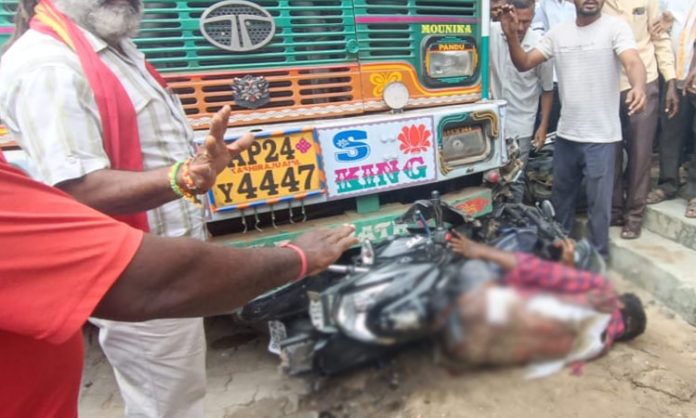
[426,50,476,79]
[441,124,490,167]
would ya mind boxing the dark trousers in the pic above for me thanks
[657,91,696,199]
[612,80,660,227]
[535,82,562,133]
[552,137,616,258]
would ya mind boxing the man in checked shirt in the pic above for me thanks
[439,232,646,377]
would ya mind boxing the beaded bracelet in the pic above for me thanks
[180,158,198,194]
[172,159,203,207]
[168,161,185,197]
[281,243,308,281]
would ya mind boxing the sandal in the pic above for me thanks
[610,215,624,227]
[686,198,696,218]
[620,224,641,240]
[646,188,670,205]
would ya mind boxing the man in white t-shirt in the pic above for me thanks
[498,0,647,258]
[491,0,554,202]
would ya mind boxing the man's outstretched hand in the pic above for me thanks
[291,225,359,276]
[184,105,255,193]
[449,230,485,259]
[449,230,519,271]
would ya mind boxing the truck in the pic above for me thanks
[0,0,507,247]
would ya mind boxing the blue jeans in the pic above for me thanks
[552,137,616,258]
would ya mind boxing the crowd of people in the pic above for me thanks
[0,0,668,416]
[491,0,696,250]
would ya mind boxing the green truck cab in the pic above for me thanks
[0,1,507,247]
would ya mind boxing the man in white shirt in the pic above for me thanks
[533,0,578,32]
[647,1,696,219]
[491,0,555,202]
[0,0,251,416]
[498,0,647,258]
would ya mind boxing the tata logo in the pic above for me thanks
[200,0,276,52]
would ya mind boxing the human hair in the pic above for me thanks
[615,293,647,342]
[507,0,535,10]
[3,0,39,52]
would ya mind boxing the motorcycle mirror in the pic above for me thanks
[430,190,444,230]
[361,240,375,266]
[540,200,556,220]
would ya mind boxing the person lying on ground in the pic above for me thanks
[438,231,646,377]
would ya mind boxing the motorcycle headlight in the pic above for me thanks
[335,282,395,345]
[426,49,476,79]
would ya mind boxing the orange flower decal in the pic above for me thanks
[369,72,402,97]
[398,124,432,154]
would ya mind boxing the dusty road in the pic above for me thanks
[80,275,696,418]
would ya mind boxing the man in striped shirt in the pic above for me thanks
[0,0,253,416]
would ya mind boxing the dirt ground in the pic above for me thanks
[79,274,696,418]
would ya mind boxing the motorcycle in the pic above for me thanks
[238,189,605,376]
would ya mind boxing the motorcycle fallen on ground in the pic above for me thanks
[239,190,604,376]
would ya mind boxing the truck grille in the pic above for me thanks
[169,64,363,128]
[361,0,477,15]
[142,0,363,126]
[0,0,481,129]
[355,0,478,60]
[138,0,356,71]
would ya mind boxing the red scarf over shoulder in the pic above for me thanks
[30,0,168,232]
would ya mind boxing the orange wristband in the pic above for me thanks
[281,243,308,281]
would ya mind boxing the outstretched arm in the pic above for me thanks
[58,106,255,214]
[1,161,357,341]
[7,65,253,214]
[95,225,357,321]
[449,232,618,313]
[449,231,519,271]
[8,65,254,214]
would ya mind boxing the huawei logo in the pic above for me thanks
[200,0,276,52]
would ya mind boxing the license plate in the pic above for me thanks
[208,130,325,212]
